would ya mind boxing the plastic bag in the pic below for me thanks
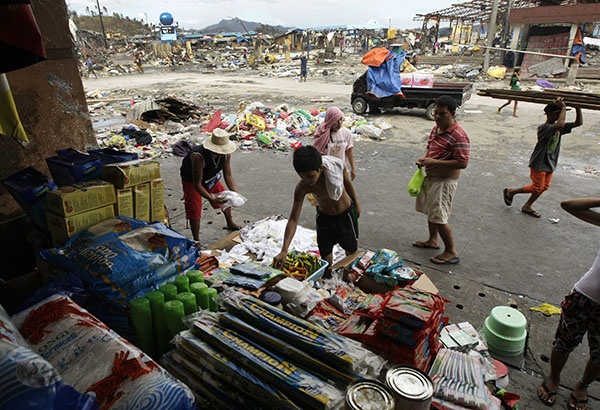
[408,167,425,197]
[217,190,248,210]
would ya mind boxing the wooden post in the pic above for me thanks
[566,61,579,86]
[483,0,500,72]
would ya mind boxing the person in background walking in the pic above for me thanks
[503,97,583,218]
[538,197,600,410]
[86,55,98,79]
[300,52,308,82]
[134,53,144,74]
[413,95,470,265]
[313,107,357,180]
[498,67,521,117]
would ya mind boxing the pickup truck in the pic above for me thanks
[351,72,473,120]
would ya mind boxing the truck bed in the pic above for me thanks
[351,72,473,119]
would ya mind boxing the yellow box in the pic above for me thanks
[115,188,134,218]
[134,183,150,222]
[45,180,115,217]
[150,178,165,223]
[46,204,115,246]
[101,159,161,189]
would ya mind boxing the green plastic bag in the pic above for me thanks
[407,167,425,197]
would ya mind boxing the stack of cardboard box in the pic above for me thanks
[45,180,116,246]
[101,159,165,224]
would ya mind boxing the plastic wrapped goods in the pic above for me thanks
[11,295,195,410]
[190,313,343,410]
[0,304,99,410]
[221,291,385,378]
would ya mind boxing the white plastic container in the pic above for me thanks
[412,72,434,88]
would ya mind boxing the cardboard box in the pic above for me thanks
[45,180,116,217]
[150,178,165,223]
[115,188,134,218]
[2,167,57,229]
[101,159,161,189]
[46,149,103,187]
[133,183,150,222]
[46,204,115,246]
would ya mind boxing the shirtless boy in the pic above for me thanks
[273,145,361,268]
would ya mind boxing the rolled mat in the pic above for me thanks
[129,297,154,357]
[146,290,169,356]
[186,270,204,284]
[175,275,191,293]
[208,288,218,312]
[164,300,187,338]
[159,283,178,301]
[190,282,209,310]
[176,292,198,315]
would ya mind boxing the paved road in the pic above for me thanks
[154,91,600,408]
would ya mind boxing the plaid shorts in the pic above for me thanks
[553,290,600,364]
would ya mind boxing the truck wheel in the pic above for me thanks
[352,97,368,115]
[426,103,436,121]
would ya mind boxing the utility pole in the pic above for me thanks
[483,0,500,72]
[96,0,108,48]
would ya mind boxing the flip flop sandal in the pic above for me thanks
[537,382,557,406]
[567,393,588,410]
[413,241,440,249]
[522,209,541,218]
[503,188,513,206]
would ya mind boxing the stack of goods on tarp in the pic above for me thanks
[203,260,285,293]
[429,349,502,410]
[0,303,99,410]
[10,295,196,410]
[40,216,198,341]
[375,287,446,370]
[161,290,386,409]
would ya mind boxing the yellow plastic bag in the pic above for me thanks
[408,167,425,197]
[487,65,507,79]
[245,113,266,131]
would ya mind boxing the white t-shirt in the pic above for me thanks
[574,247,600,304]
[325,127,354,167]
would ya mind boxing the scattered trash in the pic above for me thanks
[529,303,561,316]
[549,218,560,224]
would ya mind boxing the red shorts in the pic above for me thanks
[182,179,226,220]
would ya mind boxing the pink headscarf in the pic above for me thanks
[312,107,344,153]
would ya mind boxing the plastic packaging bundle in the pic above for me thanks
[0,304,99,410]
[11,295,195,410]
[190,313,343,410]
[172,330,301,410]
[41,220,198,302]
[221,291,385,377]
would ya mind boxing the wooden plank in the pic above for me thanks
[477,89,600,110]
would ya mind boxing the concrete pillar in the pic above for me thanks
[510,24,522,50]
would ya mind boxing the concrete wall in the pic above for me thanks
[0,0,95,278]
[0,0,95,222]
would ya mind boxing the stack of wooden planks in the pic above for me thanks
[477,89,600,110]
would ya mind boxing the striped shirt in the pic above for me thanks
[426,121,470,163]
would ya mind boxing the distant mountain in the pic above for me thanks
[201,18,291,34]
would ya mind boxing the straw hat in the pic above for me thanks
[204,128,237,155]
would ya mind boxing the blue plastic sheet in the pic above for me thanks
[366,51,404,98]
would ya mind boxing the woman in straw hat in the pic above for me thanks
[180,128,241,245]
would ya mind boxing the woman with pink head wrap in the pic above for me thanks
[312,107,357,180]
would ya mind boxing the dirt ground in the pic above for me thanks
[82,61,600,409]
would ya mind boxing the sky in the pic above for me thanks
[66,0,455,31]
